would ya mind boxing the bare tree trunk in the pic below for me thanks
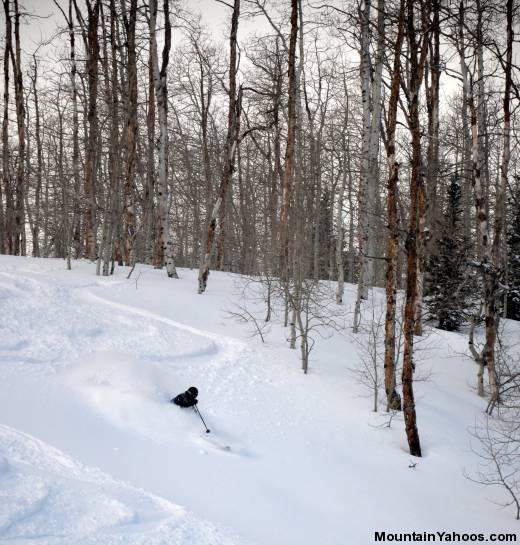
[460,86,472,243]
[23,93,33,251]
[353,0,385,331]
[384,0,405,413]
[366,0,385,284]
[198,0,241,293]
[54,0,81,259]
[402,0,429,457]
[414,178,426,336]
[353,0,373,332]
[149,0,162,267]
[493,0,512,289]
[122,0,137,266]
[347,148,355,284]
[423,0,441,263]
[56,94,71,269]
[335,127,347,305]
[278,0,298,281]
[1,0,12,254]
[150,0,178,278]
[486,0,512,409]
[476,0,490,225]
[101,0,121,276]
[0,0,7,253]
[270,40,283,273]
[74,0,100,260]
[69,1,81,259]
[290,0,305,348]
[192,40,214,257]
[143,33,155,265]
[11,0,25,255]
[458,0,498,405]
[414,1,439,337]
[96,0,109,275]
[468,301,485,396]
[29,57,42,257]
[42,165,50,256]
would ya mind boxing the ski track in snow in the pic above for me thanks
[0,263,254,544]
[0,265,253,445]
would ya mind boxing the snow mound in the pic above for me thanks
[0,424,248,545]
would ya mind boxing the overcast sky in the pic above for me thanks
[2,0,464,100]
[10,0,270,56]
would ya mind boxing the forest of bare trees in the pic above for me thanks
[1,0,520,460]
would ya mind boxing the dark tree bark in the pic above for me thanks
[100,0,121,275]
[122,0,138,266]
[425,0,440,251]
[29,57,42,257]
[384,0,406,413]
[401,0,430,457]
[2,0,13,254]
[492,0,513,284]
[278,0,298,281]
[68,0,82,258]
[74,0,100,260]
[486,0,513,413]
[11,0,26,255]
[198,0,241,293]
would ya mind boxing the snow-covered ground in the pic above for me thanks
[0,255,517,545]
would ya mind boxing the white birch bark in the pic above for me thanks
[150,0,178,278]
[459,3,498,403]
[352,0,372,333]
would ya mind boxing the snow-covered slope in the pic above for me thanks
[0,424,241,545]
[0,255,517,545]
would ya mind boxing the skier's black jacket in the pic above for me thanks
[171,387,198,408]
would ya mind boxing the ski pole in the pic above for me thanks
[193,404,211,433]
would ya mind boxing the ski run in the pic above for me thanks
[0,255,518,544]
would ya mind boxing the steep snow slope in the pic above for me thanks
[0,255,517,545]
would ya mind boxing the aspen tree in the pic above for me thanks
[0,0,9,253]
[278,0,298,282]
[198,0,241,293]
[401,0,430,457]
[122,0,138,267]
[150,0,178,277]
[353,0,385,332]
[384,0,406,413]
[458,0,499,405]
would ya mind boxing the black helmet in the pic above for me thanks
[187,386,198,397]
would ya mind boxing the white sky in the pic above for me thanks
[10,0,270,57]
[2,0,280,87]
[4,0,498,106]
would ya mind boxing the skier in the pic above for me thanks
[171,386,211,434]
[171,386,198,408]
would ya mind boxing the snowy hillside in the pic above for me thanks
[0,425,241,545]
[0,255,517,545]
